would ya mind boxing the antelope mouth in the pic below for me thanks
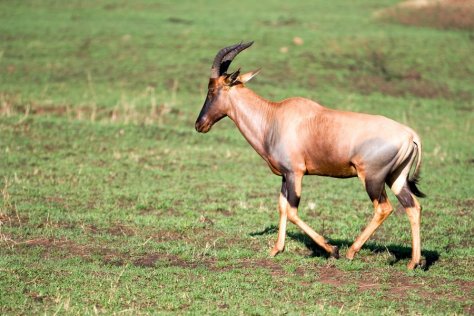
[195,120,212,133]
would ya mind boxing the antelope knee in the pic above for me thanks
[376,202,393,217]
[286,209,299,224]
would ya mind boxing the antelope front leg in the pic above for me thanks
[270,191,288,256]
[287,173,339,258]
[271,173,338,258]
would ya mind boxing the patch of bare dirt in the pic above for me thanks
[384,272,474,309]
[19,237,129,266]
[375,0,474,30]
[16,236,277,272]
[456,279,474,294]
[24,290,49,303]
[102,253,127,266]
[83,224,100,234]
[317,265,348,287]
[24,237,94,260]
[386,273,423,298]
[107,223,136,236]
[303,264,383,291]
[132,253,162,267]
[0,212,29,227]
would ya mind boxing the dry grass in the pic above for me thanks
[0,90,181,125]
[375,0,474,30]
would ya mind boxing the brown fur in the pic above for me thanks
[195,43,425,269]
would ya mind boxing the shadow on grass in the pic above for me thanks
[250,225,440,270]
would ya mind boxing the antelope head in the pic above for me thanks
[195,41,259,133]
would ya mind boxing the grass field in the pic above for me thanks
[1,0,473,314]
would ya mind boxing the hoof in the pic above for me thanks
[407,260,421,270]
[407,261,417,270]
[330,246,340,259]
[346,247,357,260]
[270,247,283,257]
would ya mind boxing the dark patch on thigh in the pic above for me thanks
[365,177,386,202]
[396,185,416,208]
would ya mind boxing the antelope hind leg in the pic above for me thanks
[347,188,393,260]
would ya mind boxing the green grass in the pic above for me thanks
[1,0,473,314]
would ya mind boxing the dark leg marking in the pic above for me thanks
[283,174,301,208]
[396,185,416,208]
[365,177,386,203]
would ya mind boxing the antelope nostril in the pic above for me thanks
[195,119,206,132]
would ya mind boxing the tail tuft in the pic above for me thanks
[408,174,426,198]
[408,138,426,198]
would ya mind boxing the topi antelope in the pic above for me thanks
[195,42,425,269]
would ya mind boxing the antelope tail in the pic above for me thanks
[408,137,426,198]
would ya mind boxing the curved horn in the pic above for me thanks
[220,41,254,75]
[210,41,254,78]
[210,43,242,78]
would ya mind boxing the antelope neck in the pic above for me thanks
[227,86,275,158]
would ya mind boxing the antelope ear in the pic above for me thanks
[225,69,241,85]
[238,68,261,84]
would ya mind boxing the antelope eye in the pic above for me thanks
[208,86,220,95]
[208,80,216,90]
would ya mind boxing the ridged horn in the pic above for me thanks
[210,41,254,78]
